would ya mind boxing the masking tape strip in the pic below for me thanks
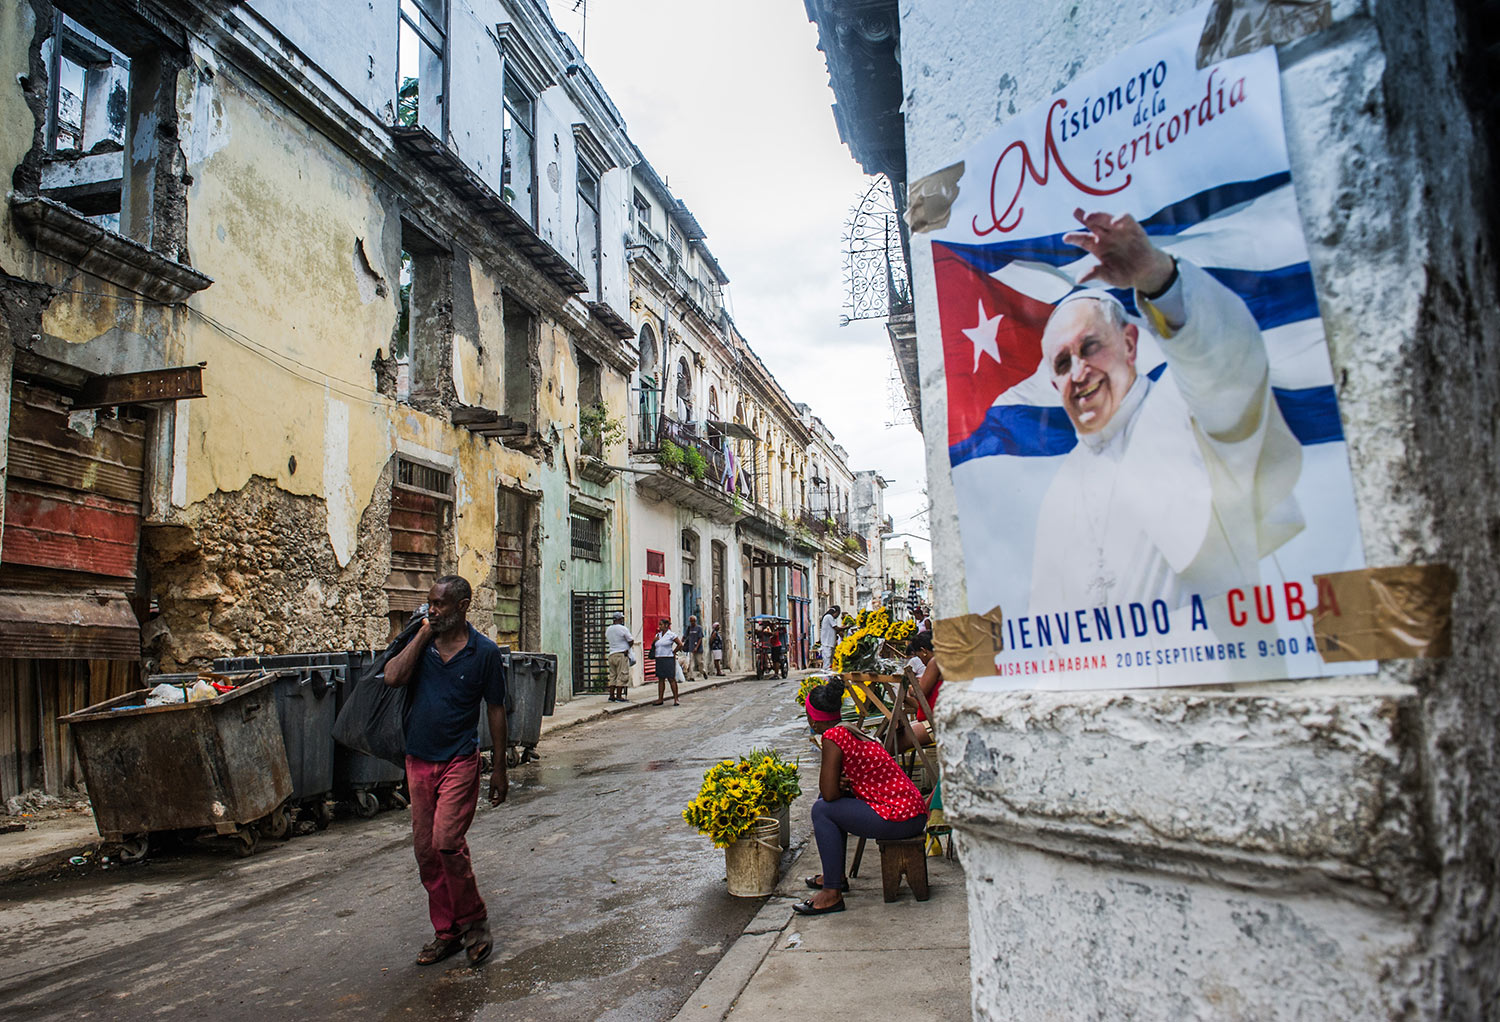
[1312,564,1455,663]
[904,161,965,234]
[933,606,1005,682]
[1196,0,1333,69]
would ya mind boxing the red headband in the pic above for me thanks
[805,696,841,723]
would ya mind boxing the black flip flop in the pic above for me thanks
[792,898,845,916]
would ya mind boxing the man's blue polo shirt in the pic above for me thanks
[403,623,507,762]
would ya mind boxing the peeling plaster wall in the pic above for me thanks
[179,56,395,524]
[1,1,637,700]
[900,0,1500,1017]
[144,474,392,668]
[0,1,42,272]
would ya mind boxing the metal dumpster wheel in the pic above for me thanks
[312,800,333,830]
[233,827,259,857]
[262,806,292,842]
[384,787,409,810]
[354,790,380,818]
[118,834,149,864]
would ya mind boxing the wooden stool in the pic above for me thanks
[877,836,929,902]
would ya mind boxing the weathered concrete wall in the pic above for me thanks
[900,0,1500,1017]
[143,474,393,666]
[243,0,398,122]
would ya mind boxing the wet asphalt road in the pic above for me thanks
[0,675,813,1021]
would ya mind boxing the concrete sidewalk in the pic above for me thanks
[674,835,971,1021]
[0,668,755,883]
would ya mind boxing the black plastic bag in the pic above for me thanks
[332,612,424,767]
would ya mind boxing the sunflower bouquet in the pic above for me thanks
[744,748,801,810]
[682,753,801,848]
[832,606,895,672]
[795,674,824,707]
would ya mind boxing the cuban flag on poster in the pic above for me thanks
[918,5,1373,690]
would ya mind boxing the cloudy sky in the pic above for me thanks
[543,0,932,569]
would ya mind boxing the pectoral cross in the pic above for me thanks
[1087,554,1117,607]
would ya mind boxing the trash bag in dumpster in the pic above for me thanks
[332,612,423,767]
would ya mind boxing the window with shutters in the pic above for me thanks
[646,549,666,577]
[385,455,453,627]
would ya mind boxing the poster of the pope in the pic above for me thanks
[919,6,1374,689]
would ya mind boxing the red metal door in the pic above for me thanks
[641,580,671,681]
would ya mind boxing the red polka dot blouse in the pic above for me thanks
[824,725,927,821]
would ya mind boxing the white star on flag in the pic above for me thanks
[962,299,1004,371]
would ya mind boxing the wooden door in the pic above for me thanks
[494,487,532,648]
[641,580,671,681]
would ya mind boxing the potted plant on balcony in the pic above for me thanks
[682,445,708,482]
[579,403,625,483]
[659,439,684,471]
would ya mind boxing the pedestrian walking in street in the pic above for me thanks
[684,615,705,681]
[818,604,843,671]
[709,622,724,675]
[382,575,508,966]
[651,617,682,706]
[604,610,635,702]
[794,678,927,916]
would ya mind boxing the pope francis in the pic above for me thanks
[1028,208,1305,613]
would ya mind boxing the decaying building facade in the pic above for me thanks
[624,157,836,672]
[0,0,638,797]
[799,406,867,622]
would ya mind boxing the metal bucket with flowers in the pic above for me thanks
[683,753,802,895]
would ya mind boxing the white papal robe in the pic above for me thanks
[1028,260,1305,613]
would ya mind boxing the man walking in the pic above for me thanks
[604,610,634,702]
[384,575,508,967]
[819,604,843,671]
[683,614,705,681]
[710,622,724,675]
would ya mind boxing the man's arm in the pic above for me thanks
[383,621,433,687]
[485,701,508,805]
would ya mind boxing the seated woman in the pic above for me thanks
[897,633,943,752]
[794,679,928,915]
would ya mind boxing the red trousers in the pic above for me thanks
[406,752,487,940]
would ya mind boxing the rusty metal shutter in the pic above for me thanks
[0,593,140,659]
[3,380,145,580]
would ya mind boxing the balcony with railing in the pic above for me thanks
[799,509,869,564]
[631,413,747,524]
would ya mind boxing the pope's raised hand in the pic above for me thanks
[1062,207,1176,295]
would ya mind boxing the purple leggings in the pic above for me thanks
[811,796,926,890]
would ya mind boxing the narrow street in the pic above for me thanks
[0,677,811,1022]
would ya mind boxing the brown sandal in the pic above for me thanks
[465,924,493,966]
[416,936,463,965]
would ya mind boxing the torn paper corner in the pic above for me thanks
[933,605,1006,682]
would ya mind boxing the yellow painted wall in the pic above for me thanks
[177,61,396,562]
[0,2,37,272]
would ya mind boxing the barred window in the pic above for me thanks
[571,513,603,561]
